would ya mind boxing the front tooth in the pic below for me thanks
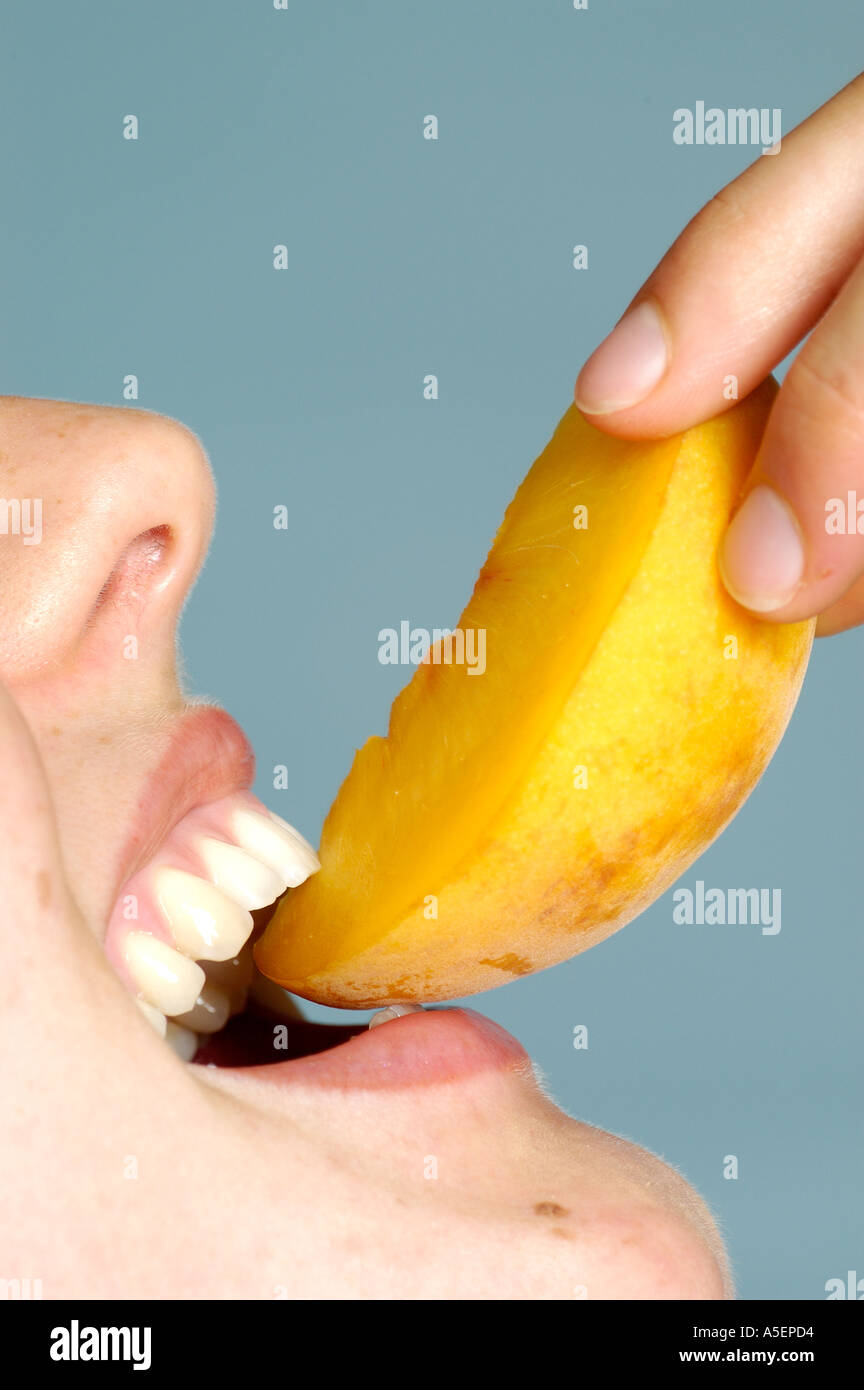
[195,837,287,910]
[203,952,254,1016]
[232,809,320,888]
[152,866,254,962]
[172,981,231,1034]
[125,932,205,1017]
[164,1021,199,1061]
[266,812,320,861]
[368,1003,425,1030]
[136,998,167,1039]
[202,950,255,992]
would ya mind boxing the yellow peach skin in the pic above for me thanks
[256,378,814,1006]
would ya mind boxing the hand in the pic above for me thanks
[574,70,864,637]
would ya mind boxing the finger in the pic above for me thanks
[574,70,864,437]
[814,570,864,637]
[718,252,864,621]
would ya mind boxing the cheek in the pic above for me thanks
[5,701,154,930]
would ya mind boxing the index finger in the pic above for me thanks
[574,70,864,437]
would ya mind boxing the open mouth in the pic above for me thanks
[105,780,367,1067]
[103,705,528,1084]
[193,993,369,1068]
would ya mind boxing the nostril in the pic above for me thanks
[91,525,173,616]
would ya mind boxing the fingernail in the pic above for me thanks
[719,484,805,613]
[574,300,668,415]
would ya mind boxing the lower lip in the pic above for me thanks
[195,1007,529,1090]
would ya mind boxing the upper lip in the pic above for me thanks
[112,703,256,895]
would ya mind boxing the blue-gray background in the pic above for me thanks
[2,1,861,1300]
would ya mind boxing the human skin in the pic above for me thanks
[4,73,859,1297]
[576,69,864,638]
[0,395,728,1299]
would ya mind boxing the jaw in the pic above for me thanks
[187,1031,731,1303]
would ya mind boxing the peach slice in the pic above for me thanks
[255,379,813,1006]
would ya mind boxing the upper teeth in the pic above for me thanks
[153,866,254,962]
[125,931,206,1017]
[231,809,320,887]
[172,979,232,1034]
[164,1020,199,1062]
[117,797,319,1047]
[136,997,168,1038]
[195,837,287,910]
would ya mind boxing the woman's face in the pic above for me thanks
[0,394,728,1298]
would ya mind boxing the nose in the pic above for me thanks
[0,396,215,691]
